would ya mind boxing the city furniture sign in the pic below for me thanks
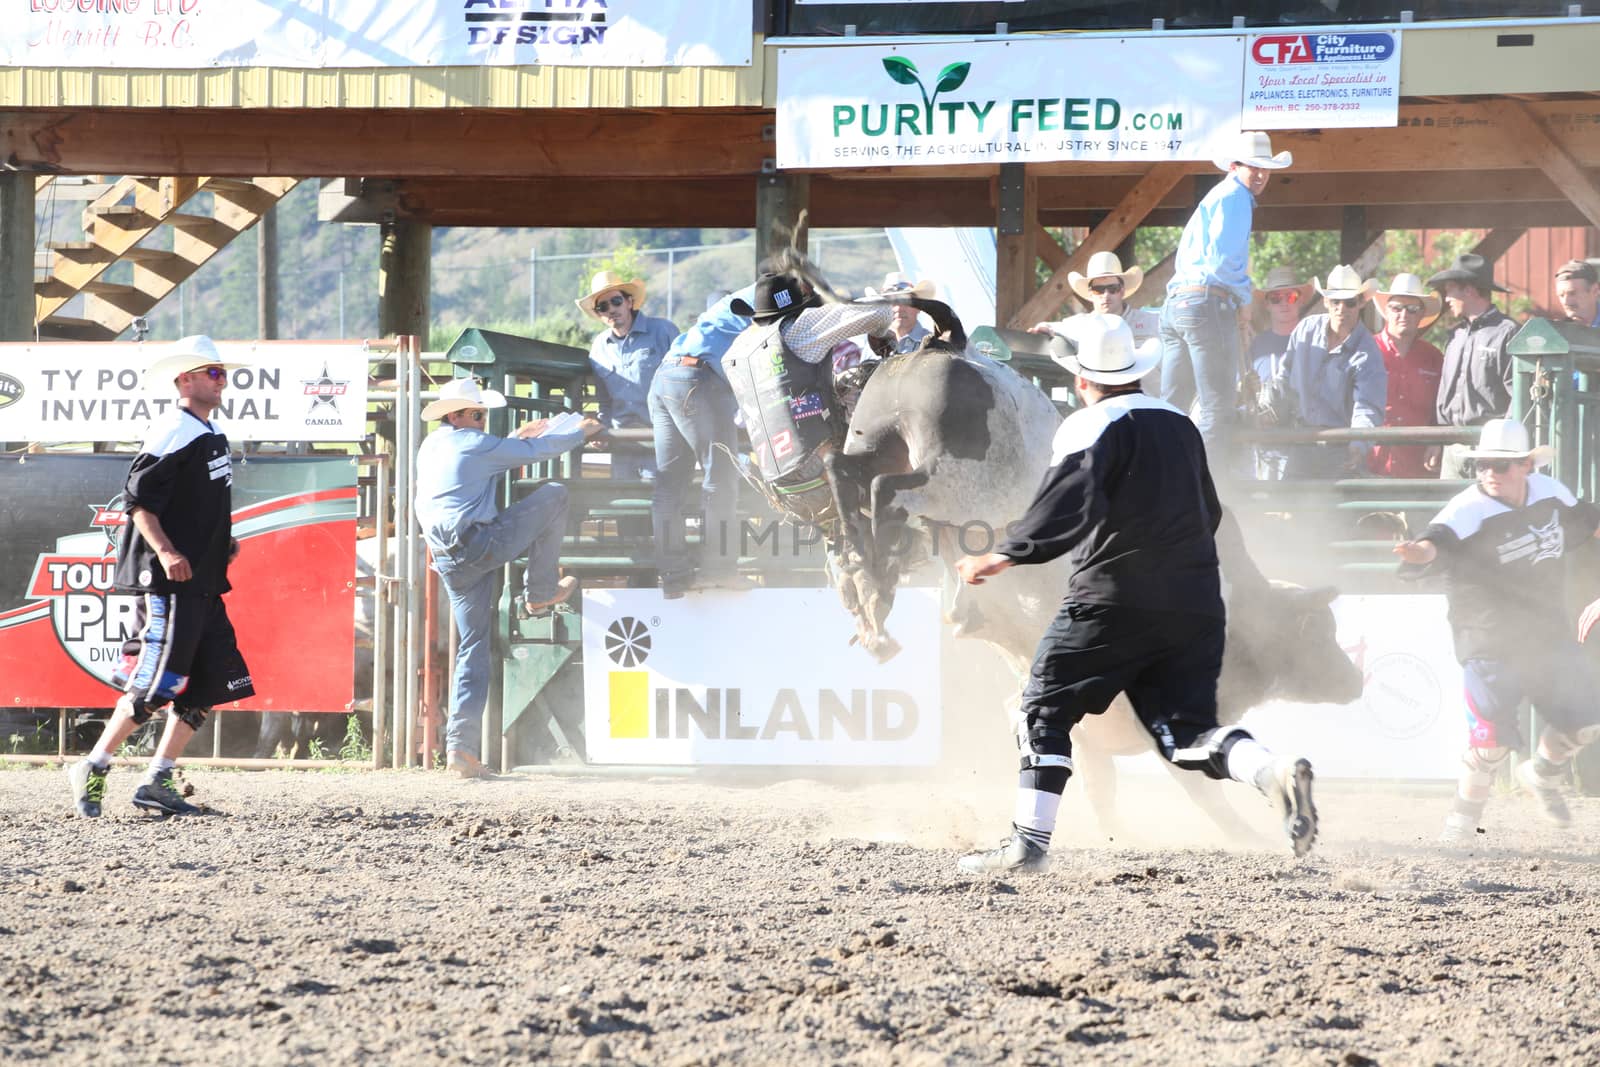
[1244,30,1401,129]
[582,588,943,766]
[777,36,1247,170]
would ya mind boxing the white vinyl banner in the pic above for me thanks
[1243,30,1401,129]
[1241,595,1468,781]
[582,588,943,766]
[6,1,751,69]
[777,36,1246,170]
[0,342,371,443]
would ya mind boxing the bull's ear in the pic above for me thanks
[1309,586,1339,606]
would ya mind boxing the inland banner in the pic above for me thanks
[0,455,357,713]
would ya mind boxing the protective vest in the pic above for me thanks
[723,321,836,484]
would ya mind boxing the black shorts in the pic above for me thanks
[113,593,255,710]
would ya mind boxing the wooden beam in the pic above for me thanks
[1483,99,1600,230]
[1128,251,1177,309]
[1033,221,1068,273]
[378,220,430,340]
[994,166,1038,329]
[0,172,33,342]
[1008,164,1185,329]
[756,173,809,271]
[1472,227,1527,263]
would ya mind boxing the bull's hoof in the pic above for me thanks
[866,635,903,664]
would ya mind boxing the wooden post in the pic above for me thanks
[257,204,279,340]
[755,172,810,272]
[0,172,35,342]
[1340,205,1373,266]
[995,164,1038,327]
[378,220,431,341]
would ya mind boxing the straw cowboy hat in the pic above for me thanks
[1373,273,1443,329]
[576,270,648,321]
[142,335,247,389]
[1213,130,1293,172]
[1314,264,1378,304]
[421,376,507,422]
[1462,417,1554,467]
[863,271,937,300]
[1051,313,1161,386]
[1253,265,1315,307]
[1068,251,1144,303]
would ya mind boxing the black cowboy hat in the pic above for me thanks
[1426,253,1509,294]
[730,272,819,324]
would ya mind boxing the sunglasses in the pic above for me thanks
[1327,296,1361,308]
[189,366,227,381]
[593,294,628,314]
[1088,281,1123,295]
[1476,458,1515,474]
[1388,302,1426,316]
[1266,291,1300,306]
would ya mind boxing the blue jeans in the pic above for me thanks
[648,364,740,586]
[430,483,569,759]
[1160,288,1241,457]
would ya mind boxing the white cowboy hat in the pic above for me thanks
[864,272,937,300]
[421,376,507,422]
[1314,264,1379,304]
[1462,418,1554,467]
[1052,313,1161,386]
[576,270,648,321]
[1068,251,1144,303]
[142,335,248,389]
[1213,130,1293,172]
[1372,273,1443,330]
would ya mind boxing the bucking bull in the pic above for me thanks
[726,261,1363,840]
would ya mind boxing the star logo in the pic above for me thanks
[302,363,350,413]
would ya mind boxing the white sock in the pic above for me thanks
[1225,739,1277,792]
[86,742,114,769]
[143,756,176,784]
[1012,788,1063,839]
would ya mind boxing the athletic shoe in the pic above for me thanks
[1438,811,1478,847]
[1516,760,1571,827]
[957,831,1049,875]
[67,759,109,818]
[1261,758,1318,857]
[132,770,201,817]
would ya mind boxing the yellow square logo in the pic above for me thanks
[609,671,648,739]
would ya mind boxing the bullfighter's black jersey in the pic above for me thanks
[999,393,1224,618]
[114,407,235,597]
[1421,473,1599,662]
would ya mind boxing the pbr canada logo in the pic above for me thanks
[23,496,138,684]
[302,362,351,428]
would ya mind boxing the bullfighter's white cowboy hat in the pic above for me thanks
[864,272,936,300]
[576,270,648,321]
[1462,418,1554,467]
[1213,130,1293,172]
[1372,273,1443,330]
[142,335,247,389]
[1051,313,1161,386]
[421,376,507,422]
[1068,251,1144,302]
[1314,264,1379,304]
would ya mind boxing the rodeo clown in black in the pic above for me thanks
[67,336,255,820]
[1395,417,1600,845]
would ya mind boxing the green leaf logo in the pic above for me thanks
[934,62,970,94]
[882,56,921,86]
[880,54,974,120]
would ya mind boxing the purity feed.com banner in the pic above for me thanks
[0,343,369,444]
[6,1,751,69]
[777,36,1246,170]
[582,588,943,766]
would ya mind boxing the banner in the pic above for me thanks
[0,455,357,712]
[1243,29,1401,129]
[0,342,369,444]
[582,588,942,765]
[777,36,1245,170]
[6,1,751,69]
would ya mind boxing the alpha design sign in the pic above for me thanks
[0,342,369,444]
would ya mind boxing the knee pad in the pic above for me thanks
[125,694,167,725]
[1459,745,1509,802]
[174,704,211,731]
[1167,724,1252,780]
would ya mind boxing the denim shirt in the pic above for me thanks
[414,425,584,556]
[589,312,678,429]
[1171,173,1256,306]
[664,285,757,379]
[1279,315,1387,430]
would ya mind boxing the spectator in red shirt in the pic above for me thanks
[1370,273,1445,477]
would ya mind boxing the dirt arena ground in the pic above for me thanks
[2,763,1597,1066]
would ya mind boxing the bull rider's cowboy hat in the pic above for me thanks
[730,271,821,325]
[1051,313,1161,386]
[863,271,937,300]
[1313,264,1378,305]
[1068,251,1144,303]
[421,376,507,422]
[1253,265,1315,307]
[1213,130,1293,172]
[1373,273,1443,330]
[576,270,648,321]
[142,335,247,389]
[1462,417,1555,467]
[1426,253,1510,294]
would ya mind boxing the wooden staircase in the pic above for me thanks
[33,175,300,341]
